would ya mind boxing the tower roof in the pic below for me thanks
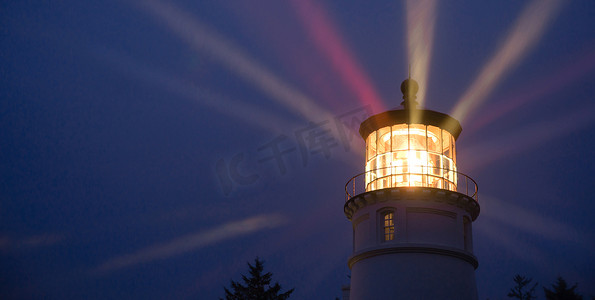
[359,109,462,140]
[359,78,462,139]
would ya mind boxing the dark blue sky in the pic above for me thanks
[2,0,595,299]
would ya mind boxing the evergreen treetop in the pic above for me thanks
[222,257,294,300]
[544,277,583,300]
[508,274,538,300]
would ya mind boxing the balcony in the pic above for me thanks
[345,166,478,202]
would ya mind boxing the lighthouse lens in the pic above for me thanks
[365,124,457,192]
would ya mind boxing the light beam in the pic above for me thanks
[91,47,298,134]
[460,103,595,171]
[290,0,385,113]
[467,48,595,134]
[93,214,287,274]
[451,0,562,124]
[405,0,437,108]
[137,0,334,123]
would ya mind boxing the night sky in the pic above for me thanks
[2,1,595,299]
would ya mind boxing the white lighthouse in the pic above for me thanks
[343,78,480,300]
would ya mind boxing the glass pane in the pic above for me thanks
[451,135,456,164]
[366,158,375,173]
[427,126,441,153]
[365,158,375,185]
[442,157,452,174]
[428,153,440,175]
[442,130,452,158]
[383,212,395,241]
[409,124,427,150]
[378,178,389,189]
[377,127,391,154]
[385,213,393,222]
[368,157,377,173]
[366,131,377,162]
[395,175,406,186]
[392,151,407,175]
[377,153,390,177]
[408,150,427,172]
[428,175,442,188]
[391,124,408,151]
[367,181,376,192]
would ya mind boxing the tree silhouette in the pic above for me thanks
[508,274,538,300]
[544,277,583,300]
[221,258,294,300]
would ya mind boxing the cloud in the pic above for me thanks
[93,213,287,274]
[0,233,65,252]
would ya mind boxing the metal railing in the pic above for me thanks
[345,166,478,202]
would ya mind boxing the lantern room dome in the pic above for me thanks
[361,77,462,139]
[359,109,462,140]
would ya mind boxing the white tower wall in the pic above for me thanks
[345,188,479,300]
[349,253,477,300]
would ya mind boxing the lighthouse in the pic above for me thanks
[343,78,480,300]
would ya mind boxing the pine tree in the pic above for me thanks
[508,274,538,300]
[222,258,294,300]
[544,277,583,300]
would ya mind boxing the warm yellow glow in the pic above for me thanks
[383,212,395,241]
[365,124,457,192]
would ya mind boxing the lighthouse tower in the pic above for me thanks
[344,78,480,300]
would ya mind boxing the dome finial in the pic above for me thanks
[400,76,419,110]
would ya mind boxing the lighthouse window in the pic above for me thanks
[383,212,395,241]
